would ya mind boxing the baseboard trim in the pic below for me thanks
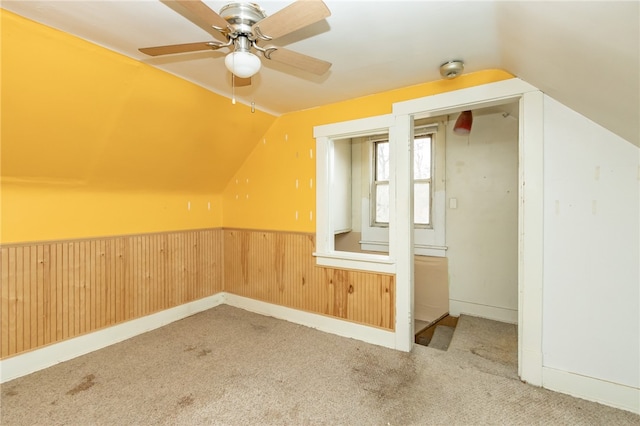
[0,293,225,384]
[224,293,397,349]
[542,366,640,414]
[3,293,638,416]
[1,293,397,383]
[449,299,518,324]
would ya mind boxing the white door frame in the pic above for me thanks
[392,78,544,385]
[313,78,544,385]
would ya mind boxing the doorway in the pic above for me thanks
[415,103,520,357]
[314,80,544,385]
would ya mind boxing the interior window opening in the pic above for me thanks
[330,117,444,257]
[332,132,390,256]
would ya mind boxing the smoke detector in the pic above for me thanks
[440,60,465,79]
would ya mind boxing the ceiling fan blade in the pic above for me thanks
[233,75,252,87]
[139,41,222,57]
[264,47,331,75]
[174,0,229,30]
[252,0,330,41]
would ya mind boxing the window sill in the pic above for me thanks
[415,244,447,257]
[360,241,448,258]
[313,251,396,274]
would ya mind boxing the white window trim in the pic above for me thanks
[314,114,396,274]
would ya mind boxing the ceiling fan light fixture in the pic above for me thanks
[139,0,333,83]
[225,51,261,78]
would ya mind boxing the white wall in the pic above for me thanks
[542,96,640,390]
[332,139,353,234]
[446,109,520,323]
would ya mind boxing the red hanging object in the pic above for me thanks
[454,110,473,135]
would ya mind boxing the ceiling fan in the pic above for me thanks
[139,0,332,86]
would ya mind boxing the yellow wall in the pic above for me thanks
[1,10,513,242]
[1,182,223,242]
[1,10,276,243]
[222,69,514,232]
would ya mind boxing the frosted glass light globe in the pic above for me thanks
[225,51,261,78]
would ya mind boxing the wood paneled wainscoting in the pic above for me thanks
[0,229,224,359]
[224,229,395,330]
[1,228,395,360]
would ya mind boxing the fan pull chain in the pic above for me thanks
[231,73,236,105]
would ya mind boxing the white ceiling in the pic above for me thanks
[3,0,638,145]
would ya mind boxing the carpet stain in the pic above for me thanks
[66,374,96,396]
[251,323,268,332]
[4,387,18,397]
[177,394,195,407]
[184,345,196,352]
[197,349,212,357]
[351,351,417,402]
[349,350,420,425]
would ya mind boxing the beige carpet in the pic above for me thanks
[1,305,638,425]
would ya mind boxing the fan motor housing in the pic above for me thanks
[220,2,267,35]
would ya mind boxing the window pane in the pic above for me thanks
[414,182,430,225]
[375,184,389,223]
[414,136,431,179]
[376,141,390,181]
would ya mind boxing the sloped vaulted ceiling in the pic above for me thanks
[495,1,639,146]
[2,1,639,146]
[1,11,276,192]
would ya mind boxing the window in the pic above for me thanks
[413,133,433,227]
[373,139,390,224]
[373,130,434,228]
[361,119,446,257]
